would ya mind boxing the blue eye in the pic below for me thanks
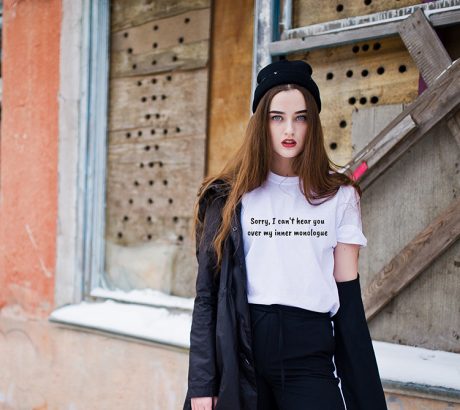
[271,115,283,121]
[297,115,307,121]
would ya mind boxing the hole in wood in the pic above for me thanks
[153,25,159,31]
[118,232,123,239]
[184,17,190,23]
[151,129,156,135]
[359,97,367,104]
[346,70,353,78]
[399,65,407,73]
[148,198,154,204]
[153,42,158,48]
[145,145,151,151]
[163,129,168,135]
[373,42,381,50]
[134,180,140,186]
[163,180,168,186]
[339,120,347,128]
[132,64,137,70]
[152,78,157,84]
[370,96,379,104]
[173,216,179,223]
[377,66,385,75]
[348,97,356,105]
[152,60,157,65]
[127,48,133,54]
[137,81,142,86]
[147,234,152,240]
[362,44,369,51]
[336,4,344,12]
[149,162,154,168]
[176,127,181,133]
[154,144,159,150]
[149,180,154,186]
[172,55,178,62]
[178,235,184,241]
[145,114,151,120]
[364,0,372,5]
[141,97,147,102]
[326,72,333,80]
[330,142,337,150]
[124,32,129,38]
[361,69,369,77]
[129,199,134,204]
[352,45,359,53]
[139,162,144,168]
[123,215,129,222]
[152,95,157,100]
[178,37,184,44]
[168,198,173,204]
[126,132,131,138]
[167,75,172,81]
[156,113,160,119]
[161,95,167,100]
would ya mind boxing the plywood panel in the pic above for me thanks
[289,35,419,167]
[106,1,211,296]
[207,0,255,175]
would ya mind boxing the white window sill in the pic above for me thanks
[49,297,460,400]
[49,297,193,349]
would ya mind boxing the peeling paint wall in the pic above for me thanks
[0,0,61,319]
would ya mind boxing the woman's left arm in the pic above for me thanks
[333,242,360,282]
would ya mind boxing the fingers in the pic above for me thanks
[191,396,214,410]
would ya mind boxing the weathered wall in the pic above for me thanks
[0,315,189,409]
[0,0,61,318]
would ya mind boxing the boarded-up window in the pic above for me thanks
[104,0,211,298]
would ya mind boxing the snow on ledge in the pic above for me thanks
[374,340,460,391]
[49,299,192,349]
[90,286,194,310]
[49,300,460,392]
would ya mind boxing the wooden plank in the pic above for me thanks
[110,39,209,78]
[208,0,255,175]
[111,8,210,54]
[341,58,460,188]
[271,1,460,55]
[293,0,420,28]
[398,8,452,87]
[111,0,210,32]
[108,69,208,132]
[363,197,460,321]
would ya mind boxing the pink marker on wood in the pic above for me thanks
[353,161,368,180]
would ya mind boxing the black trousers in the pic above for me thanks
[249,303,346,410]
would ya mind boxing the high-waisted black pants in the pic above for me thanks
[248,303,346,410]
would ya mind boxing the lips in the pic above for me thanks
[282,139,297,148]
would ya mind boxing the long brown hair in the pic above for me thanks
[192,83,361,276]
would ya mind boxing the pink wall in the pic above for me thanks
[0,0,62,318]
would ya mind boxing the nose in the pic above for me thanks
[284,119,294,136]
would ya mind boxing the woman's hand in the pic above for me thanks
[191,396,218,410]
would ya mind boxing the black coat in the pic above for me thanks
[183,181,387,410]
[183,182,257,410]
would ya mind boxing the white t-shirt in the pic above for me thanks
[241,170,367,317]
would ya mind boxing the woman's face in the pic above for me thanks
[268,89,308,169]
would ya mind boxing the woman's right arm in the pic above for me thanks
[186,194,223,405]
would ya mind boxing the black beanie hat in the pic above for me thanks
[252,60,321,114]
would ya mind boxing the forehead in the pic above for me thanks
[270,89,306,110]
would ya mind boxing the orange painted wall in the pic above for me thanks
[0,0,62,318]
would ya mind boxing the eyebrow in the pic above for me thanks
[269,110,307,114]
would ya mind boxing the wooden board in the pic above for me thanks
[111,0,210,32]
[289,35,419,167]
[293,0,421,28]
[106,1,211,296]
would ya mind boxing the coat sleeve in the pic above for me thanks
[186,194,222,398]
[333,273,388,410]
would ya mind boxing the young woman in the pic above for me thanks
[184,60,388,410]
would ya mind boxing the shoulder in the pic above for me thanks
[337,184,360,206]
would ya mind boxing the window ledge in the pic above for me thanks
[375,340,460,401]
[49,299,192,349]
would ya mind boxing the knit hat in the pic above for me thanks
[252,60,321,114]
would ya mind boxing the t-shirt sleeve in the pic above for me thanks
[336,185,368,248]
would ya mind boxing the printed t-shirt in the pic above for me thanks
[241,170,367,317]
